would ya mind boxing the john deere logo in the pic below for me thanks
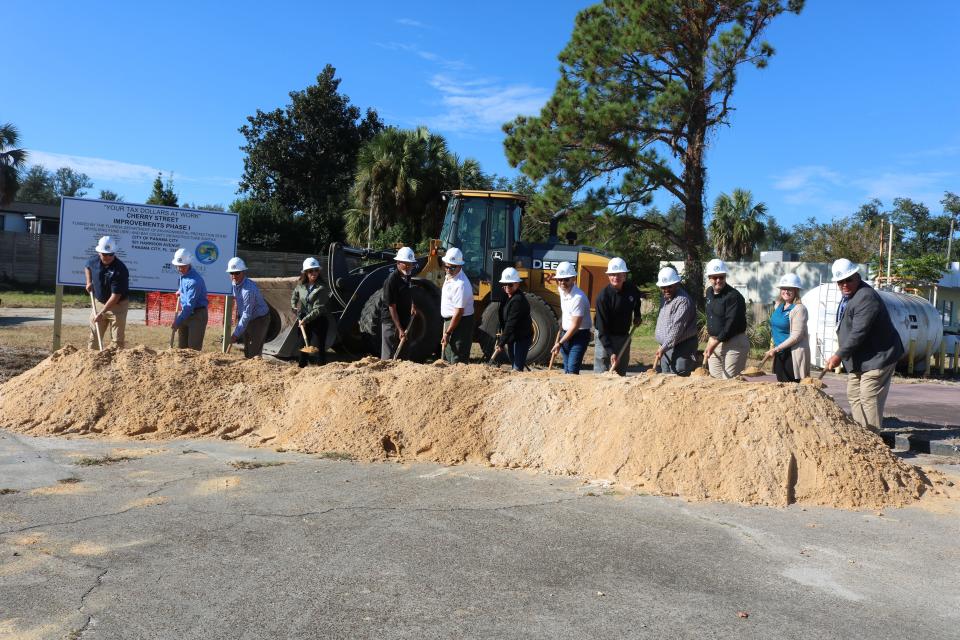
[195,241,219,264]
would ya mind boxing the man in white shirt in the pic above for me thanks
[439,247,475,364]
[550,261,592,374]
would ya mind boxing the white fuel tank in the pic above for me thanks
[801,284,943,373]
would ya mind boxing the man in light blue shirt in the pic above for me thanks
[171,248,209,350]
[226,257,270,358]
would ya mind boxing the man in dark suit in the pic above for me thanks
[824,259,904,433]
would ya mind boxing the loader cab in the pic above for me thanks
[438,191,525,283]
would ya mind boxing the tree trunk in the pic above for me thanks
[682,103,708,311]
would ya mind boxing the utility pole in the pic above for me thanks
[877,219,884,286]
[947,216,955,264]
[886,221,894,287]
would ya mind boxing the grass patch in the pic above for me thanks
[0,284,145,309]
[0,324,225,352]
[74,455,134,467]
[316,451,354,461]
[57,477,82,484]
[0,488,19,495]
[229,459,286,470]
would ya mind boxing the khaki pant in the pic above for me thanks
[176,307,208,351]
[88,298,129,349]
[847,362,896,432]
[707,331,750,379]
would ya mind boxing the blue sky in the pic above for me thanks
[4,1,958,229]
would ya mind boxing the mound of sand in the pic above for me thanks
[0,346,928,509]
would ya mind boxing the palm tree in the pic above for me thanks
[350,127,411,246]
[709,189,768,261]
[0,123,28,206]
[348,125,496,248]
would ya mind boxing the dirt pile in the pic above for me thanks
[0,346,928,509]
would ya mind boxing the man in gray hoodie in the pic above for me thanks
[824,259,904,433]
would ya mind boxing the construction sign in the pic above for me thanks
[56,197,238,295]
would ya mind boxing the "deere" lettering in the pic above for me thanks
[533,260,576,270]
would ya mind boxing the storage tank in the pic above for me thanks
[801,284,943,374]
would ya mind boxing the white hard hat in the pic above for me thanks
[171,248,192,266]
[226,256,247,273]
[555,261,577,279]
[606,257,629,274]
[302,257,321,272]
[656,267,681,287]
[831,258,860,282]
[777,273,802,289]
[395,247,416,263]
[499,267,522,284]
[705,258,728,277]
[442,247,465,266]
[95,236,117,254]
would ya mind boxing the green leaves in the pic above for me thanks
[503,0,801,306]
[0,123,28,207]
[145,172,177,206]
[238,65,383,252]
[891,254,947,288]
[16,164,93,205]
[709,188,769,261]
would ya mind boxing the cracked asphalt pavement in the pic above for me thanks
[1,431,958,639]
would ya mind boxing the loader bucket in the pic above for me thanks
[254,277,337,358]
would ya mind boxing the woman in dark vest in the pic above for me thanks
[492,268,533,371]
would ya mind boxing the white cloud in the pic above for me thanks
[851,171,953,203]
[25,150,236,188]
[375,42,466,71]
[424,74,549,134]
[27,150,160,183]
[772,162,955,220]
[396,18,429,29]
[772,165,842,191]
[898,144,960,161]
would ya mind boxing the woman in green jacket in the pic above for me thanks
[290,257,329,367]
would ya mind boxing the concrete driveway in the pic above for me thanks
[1,431,958,639]
[0,308,146,328]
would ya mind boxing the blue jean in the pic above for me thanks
[561,330,591,374]
[507,338,531,371]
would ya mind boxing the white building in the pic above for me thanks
[660,255,837,304]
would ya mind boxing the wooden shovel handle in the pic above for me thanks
[547,329,562,369]
[392,317,415,360]
[169,299,180,349]
[89,292,104,351]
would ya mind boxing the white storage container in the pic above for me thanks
[801,284,944,373]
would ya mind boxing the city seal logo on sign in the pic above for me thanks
[195,241,219,264]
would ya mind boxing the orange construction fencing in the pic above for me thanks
[145,292,236,327]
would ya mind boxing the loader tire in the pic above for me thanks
[526,293,560,365]
[358,284,442,362]
[477,293,558,365]
[477,303,500,361]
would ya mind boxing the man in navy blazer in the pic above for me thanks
[824,259,904,433]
